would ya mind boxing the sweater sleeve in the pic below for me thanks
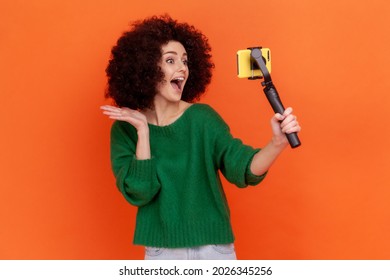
[110,121,161,206]
[206,107,267,188]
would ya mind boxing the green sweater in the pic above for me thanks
[110,103,266,248]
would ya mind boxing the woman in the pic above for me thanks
[101,15,301,260]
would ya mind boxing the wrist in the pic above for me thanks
[271,135,288,149]
[137,126,149,137]
[135,127,151,160]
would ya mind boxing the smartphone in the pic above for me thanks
[237,48,271,79]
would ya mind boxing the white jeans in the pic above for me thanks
[145,243,237,260]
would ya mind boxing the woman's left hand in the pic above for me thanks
[271,107,301,145]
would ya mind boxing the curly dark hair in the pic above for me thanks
[105,15,214,110]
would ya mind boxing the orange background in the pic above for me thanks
[1,0,389,260]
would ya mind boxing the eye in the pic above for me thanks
[182,59,188,66]
[166,58,174,64]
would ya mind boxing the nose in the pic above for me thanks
[177,60,188,73]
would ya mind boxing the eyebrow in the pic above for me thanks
[162,51,188,57]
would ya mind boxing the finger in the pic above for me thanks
[100,106,122,114]
[105,109,137,120]
[282,121,301,134]
[101,106,122,114]
[284,125,301,134]
[103,111,121,117]
[283,107,293,116]
[109,114,144,128]
[100,105,118,110]
[280,114,297,127]
[273,113,285,122]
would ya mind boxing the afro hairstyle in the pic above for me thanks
[105,15,214,110]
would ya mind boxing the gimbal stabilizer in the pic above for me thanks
[249,47,301,148]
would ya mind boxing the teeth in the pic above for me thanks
[174,77,184,81]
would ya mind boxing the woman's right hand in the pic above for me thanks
[101,105,151,159]
[100,105,148,133]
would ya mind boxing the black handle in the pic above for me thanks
[264,86,301,148]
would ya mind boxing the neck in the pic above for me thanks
[144,100,189,126]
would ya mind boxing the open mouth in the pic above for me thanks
[170,77,185,91]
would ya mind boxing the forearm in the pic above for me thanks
[135,129,151,160]
[250,106,301,176]
[250,136,288,176]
